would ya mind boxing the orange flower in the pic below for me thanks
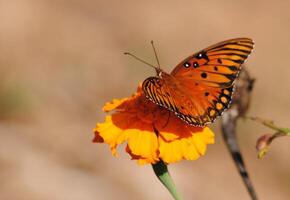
[93,86,215,165]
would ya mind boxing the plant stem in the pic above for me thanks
[152,160,183,200]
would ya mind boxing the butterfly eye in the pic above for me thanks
[193,62,199,68]
[197,53,203,58]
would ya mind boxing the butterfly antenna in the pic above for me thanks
[124,52,158,70]
[151,40,161,70]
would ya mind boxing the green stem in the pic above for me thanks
[152,160,183,200]
[247,116,290,134]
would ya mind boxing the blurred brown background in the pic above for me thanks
[0,0,289,199]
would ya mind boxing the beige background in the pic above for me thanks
[0,0,289,199]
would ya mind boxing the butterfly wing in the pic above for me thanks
[142,38,254,126]
[142,73,234,126]
[171,38,254,87]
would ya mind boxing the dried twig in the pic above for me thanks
[221,67,258,200]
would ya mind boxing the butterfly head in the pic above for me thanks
[155,67,163,77]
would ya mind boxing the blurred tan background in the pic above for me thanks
[0,0,290,199]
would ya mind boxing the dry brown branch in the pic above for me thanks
[221,67,258,200]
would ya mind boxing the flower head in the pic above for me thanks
[93,86,214,165]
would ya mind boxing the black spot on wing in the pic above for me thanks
[195,51,209,61]
[193,62,199,68]
[184,62,190,68]
[201,72,207,78]
[232,59,244,64]
[228,65,239,71]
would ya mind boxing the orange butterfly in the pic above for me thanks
[126,38,254,126]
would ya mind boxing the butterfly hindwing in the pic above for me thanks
[142,73,234,126]
[176,86,235,126]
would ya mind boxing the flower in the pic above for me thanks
[93,86,215,165]
[256,132,287,159]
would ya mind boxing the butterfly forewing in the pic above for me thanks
[142,38,254,126]
[171,38,254,87]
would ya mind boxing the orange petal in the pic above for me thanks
[92,131,104,143]
[103,98,129,112]
[94,84,216,165]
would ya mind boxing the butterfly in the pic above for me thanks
[126,38,254,126]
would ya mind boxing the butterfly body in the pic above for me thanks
[142,38,254,126]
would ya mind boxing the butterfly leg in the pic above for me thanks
[161,110,171,129]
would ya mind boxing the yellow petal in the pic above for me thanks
[192,134,207,155]
[125,145,159,165]
[126,129,159,163]
[159,136,200,163]
[125,121,159,163]
[94,116,129,156]
[198,127,215,144]
[158,127,215,163]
